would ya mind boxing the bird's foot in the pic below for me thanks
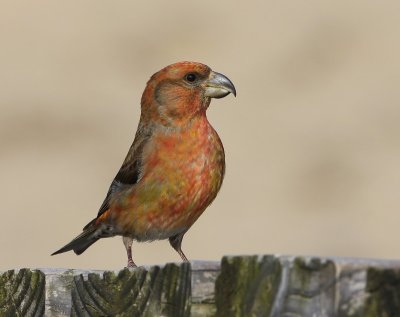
[178,249,189,263]
[127,260,137,268]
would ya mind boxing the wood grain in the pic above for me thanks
[71,263,191,317]
[0,269,45,317]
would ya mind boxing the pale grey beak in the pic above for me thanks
[204,71,236,99]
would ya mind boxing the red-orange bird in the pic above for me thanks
[52,61,236,267]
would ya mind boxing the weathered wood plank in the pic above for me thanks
[190,261,219,317]
[42,261,218,317]
[0,269,45,317]
[215,255,400,317]
[69,263,191,317]
[272,257,336,317]
[45,268,105,317]
[335,258,400,317]
[215,255,281,317]
[362,267,400,317]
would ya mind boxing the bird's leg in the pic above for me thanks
[122,236,137,268]
[169,232,189,262]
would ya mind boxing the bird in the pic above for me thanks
[52,61,236,267]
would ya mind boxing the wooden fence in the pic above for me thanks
[1,255,400,316]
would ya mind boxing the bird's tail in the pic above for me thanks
[51,222,103,256]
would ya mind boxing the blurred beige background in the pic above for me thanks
[1,1,400,270]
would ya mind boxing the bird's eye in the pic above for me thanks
[185,73,197,83]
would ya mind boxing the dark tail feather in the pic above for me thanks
[51,224,100,256]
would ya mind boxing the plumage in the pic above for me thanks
[52,61,236,267]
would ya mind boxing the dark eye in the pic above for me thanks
[185,73,197,82]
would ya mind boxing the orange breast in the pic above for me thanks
[111,115,225,241]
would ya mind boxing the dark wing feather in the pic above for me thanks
[83,127,150,230]
[96,159,141,216]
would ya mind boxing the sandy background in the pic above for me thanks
[1,1,400,270]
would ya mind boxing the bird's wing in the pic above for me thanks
[83,126,150,229]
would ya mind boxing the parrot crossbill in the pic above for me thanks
[52,61,236,267]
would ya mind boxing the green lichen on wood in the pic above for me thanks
[362,267,400,317]
[71,263,191,317]
[0,268,45,317]
[159,262,191,316]
[215,255,281,317]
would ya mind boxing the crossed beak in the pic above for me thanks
[204,71,237,99]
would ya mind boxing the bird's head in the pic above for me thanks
[140,61,236,126]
